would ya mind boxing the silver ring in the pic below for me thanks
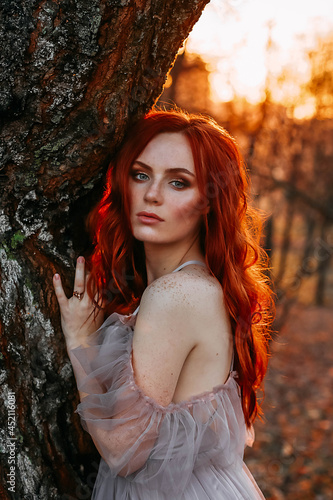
[73,290,84,300]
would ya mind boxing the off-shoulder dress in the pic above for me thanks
[68,260,265,499]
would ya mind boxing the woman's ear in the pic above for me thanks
[194,197,210,217]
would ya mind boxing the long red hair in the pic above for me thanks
[85,107,276,427]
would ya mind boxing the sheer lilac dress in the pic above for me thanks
[68,261,265,499]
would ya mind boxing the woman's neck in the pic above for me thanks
[143,241,205,286]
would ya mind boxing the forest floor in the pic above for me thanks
[244,302,333,500]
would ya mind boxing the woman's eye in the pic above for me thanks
[171,180,187,189]
[132,172,148,181]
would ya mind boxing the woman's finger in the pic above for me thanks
[74,256,85,293]
[53,274,68,309]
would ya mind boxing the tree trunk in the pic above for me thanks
[0,1,210,498]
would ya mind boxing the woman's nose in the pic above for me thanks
[143,181,163,204]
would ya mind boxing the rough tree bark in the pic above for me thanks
[0,1,210,498]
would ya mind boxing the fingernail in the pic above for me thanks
[77,256,84,263]
[54,274,60,280]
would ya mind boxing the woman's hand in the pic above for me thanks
[53,256,106,350]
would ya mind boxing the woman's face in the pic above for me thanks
[128,132,206,246]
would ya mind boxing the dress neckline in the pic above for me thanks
[171,260,207,273]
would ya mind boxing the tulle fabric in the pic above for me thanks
[68,311,265,499]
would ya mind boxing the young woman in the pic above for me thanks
[53,108,275,499]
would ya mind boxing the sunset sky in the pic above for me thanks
[186,0,333,110]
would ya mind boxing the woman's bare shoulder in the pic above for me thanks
[140,267,224,319]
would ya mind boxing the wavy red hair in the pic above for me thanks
[85,107,276,427]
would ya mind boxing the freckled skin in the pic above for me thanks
[129,133,203,245]
[133,268,233,404]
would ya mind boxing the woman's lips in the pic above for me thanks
[137,215,163,224]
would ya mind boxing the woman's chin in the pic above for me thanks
[132,231,174,246]
[135,236,168,245]
[133,227,162,240]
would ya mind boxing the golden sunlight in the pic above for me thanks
[186,0,333,117]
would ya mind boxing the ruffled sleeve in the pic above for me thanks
[68,313,163,478]
[68,312,249,495]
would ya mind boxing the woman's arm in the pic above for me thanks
[68,275,202,476]
[131,276,200,406]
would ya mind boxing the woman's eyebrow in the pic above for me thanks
[133,160,195,177]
